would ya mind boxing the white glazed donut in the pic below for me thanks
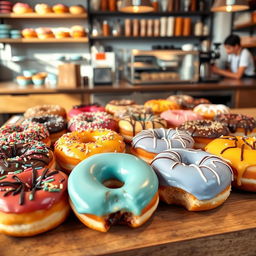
[151,148,233,211]
[131,128,194,163]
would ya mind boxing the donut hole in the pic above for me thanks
[103,179,124,189]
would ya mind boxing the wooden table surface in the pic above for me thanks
[0,108,256,256]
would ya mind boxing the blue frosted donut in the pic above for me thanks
[68,153,159,232]
[151,148,233,211]
[131,128,194,163]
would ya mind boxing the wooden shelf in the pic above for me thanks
[90,35,209,40]
[0,37,89,43]
[0,13,88,19]
[89,11,211,17]
[242,43,256,48]
[234,21,256,30]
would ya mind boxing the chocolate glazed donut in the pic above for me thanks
[0,141,54,175]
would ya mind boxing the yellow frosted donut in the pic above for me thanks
[144,99,180,114]
[54,129,126,173]
[205,136,256,192]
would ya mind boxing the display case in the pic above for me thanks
[126,49,200,85]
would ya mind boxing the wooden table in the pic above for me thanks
[0,109,256,256]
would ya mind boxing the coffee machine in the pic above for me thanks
[200,43,221,82]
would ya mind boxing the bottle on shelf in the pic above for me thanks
[147,19,153,37]
[133,19,139,37]
[174,0,180,11]
[167,0,174,12]
[140,19,147,37]
[183,0,190,12]
[160,0,168,12]
[183,17,191,36]
[91,0,101,11]
[100,0,108,11]
[190,0,197,12]
[160,17,167,37]
[194,20,203,36]
[112,19,122,36]
[102,20,110,36]
[154,19,160,37]
[175,17,183,36]
[109,0,117,11]
[167,17,174,36]
[125,19,131,37]
[151,0,159,12]
[199,0,205,11]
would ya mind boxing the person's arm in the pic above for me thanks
[211,65,246,79]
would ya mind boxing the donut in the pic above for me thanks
[131,128,194,164]
[151,149,233,211]
[0,167,69,236]
[160,110,203,128]
[23,115,67,144]
[0,123,51,147]
[68,112,117,132]
[182,98,211,110]
[68,104,105,119]
[34,4,52,14]
[0,140,55,176]
[24,105,66,119]
[54,130,125,173]
[113,105,153,120]
[105,99,136,115]
[167,95,193,108]
[36,27,55,39]
[205,136,256,192]
[179,120,230,149]
[69,5,86,14]
[118,113,167,143]
[193,104,230,120]
[214,113,256,137]
[68,153,159,232]
[144,99,180,115]
[22,28,37,38]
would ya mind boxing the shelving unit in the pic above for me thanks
[0,13,88,19]
[0,38,89,43]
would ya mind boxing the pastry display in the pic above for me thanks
[144,99,180,115]
[206,136,256,192]
[182,98,211,110]
[214,113,256,136]
[53,27,70,38]
[24,105,67,119]
[54,130,125,173]
[160,109,203,128]
[167,95,194,108]
[179,120,230,149]
[118,113,167,142]
[151,149,233,211]
[70,25,86,38]
[0,167,69,236]
[106,99,136,115]
[193,104,230,120]
[52,4,69,14]
[68,153,159,232]
[36,27,55,39]
[131,128,194,163]
[23,115,67,144]
[68,112,117,132]
[22,28,37,38]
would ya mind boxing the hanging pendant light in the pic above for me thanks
[120,0,154,13]
[211,0,249,12]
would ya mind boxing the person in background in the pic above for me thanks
[211,34,255,79]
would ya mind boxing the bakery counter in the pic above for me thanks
[0,108,256,256]
[0,79,256,113]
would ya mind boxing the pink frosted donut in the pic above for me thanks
[160,110,203,128]
[68,112,117,132]
[68,104,105,119]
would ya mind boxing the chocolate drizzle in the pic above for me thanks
[0,168,59,205]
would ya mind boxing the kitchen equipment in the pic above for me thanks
[126,49,199,84]
[199,43,221,82]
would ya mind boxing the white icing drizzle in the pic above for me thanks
[194,104,230,115]
[189,164,208,183]
[200,165,221,185]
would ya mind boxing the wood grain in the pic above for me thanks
[0,192,255,256]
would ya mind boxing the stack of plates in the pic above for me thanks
[0,24,11,38]
[10,29,22,39]
[0,1,12,14]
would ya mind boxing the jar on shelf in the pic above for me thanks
[125,19,131,37]
[194,20,203,36]
[151,0,159,12]
[109,0,117,11]
[100,0,108,11]
[91,0,101,11]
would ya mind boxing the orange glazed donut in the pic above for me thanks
[206,136,256,192]
[118,113,167,143]
[54,130,125,173]
[24,104,66,119]
[0,167,69,236]
[193,104,230,120]
[144,99,180,115]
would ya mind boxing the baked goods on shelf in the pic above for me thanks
[52,4,69,14]
[68,153,159,232]
[151,149,233,211]
[69,5,86,14]
[131,128,194,164]
[34,4,52,14]
[0,167,69,236]
[206,136,256,192]
[13,2,33,14]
